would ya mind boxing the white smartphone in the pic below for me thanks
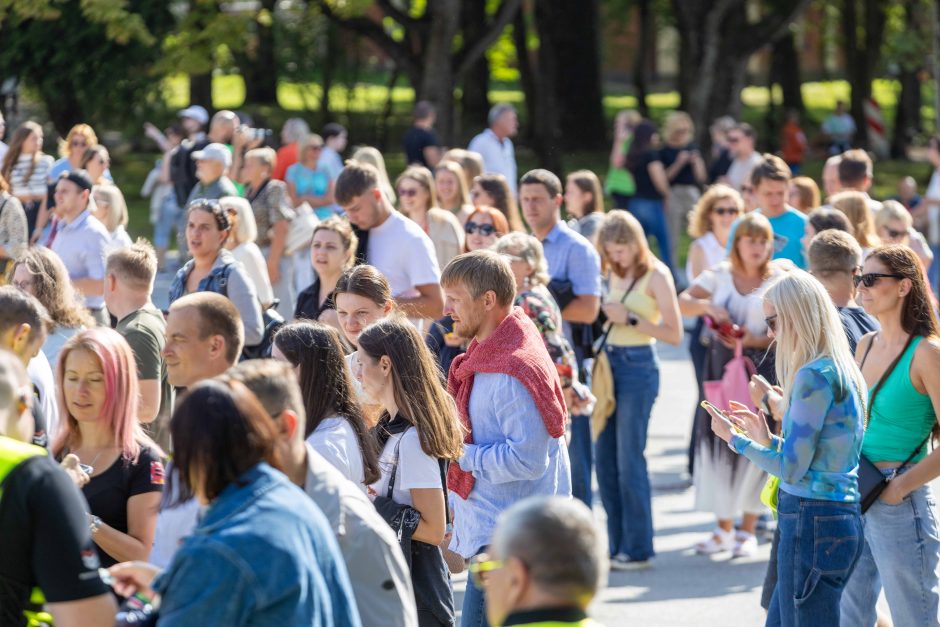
[700,400,744,434]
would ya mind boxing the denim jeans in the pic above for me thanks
[568,414,593,507]
[840,472,940,627]
[767,490,863,627]
[595,344,659,560]
[154,193,182,250]
[461,547,488,627]
[627,197,674,274]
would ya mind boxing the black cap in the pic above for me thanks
[59,169,93,192]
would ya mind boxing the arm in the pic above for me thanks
[687,241,708,280]
[31,194,49,244]
[648,161,671,198]
[561,294,600,324]
[396,283,444,319]
[663,151,690,182]
[266,219,289,284]
[423,146,442,168]
[678,282,727,320]
[0,196,28,259]
[409,487,446,544]
[91,491,162,564]
[72,277,104,298]
[151,547,253,626]
[48,596,118,627]
[635,268,683,345]
[138,379,161,423]
[691,150,707,184]
[303,180,335,208]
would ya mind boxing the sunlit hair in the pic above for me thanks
[495,232,550,286]
[442,148,484,189]
[663,111,694,142]
[1,121,43,186]
[334,264,393,307]
[396,165,439,211]
[80,145,110,180]
[435,160,471,210]
[473,173,524,232]
[868,245,940,339]
[11,247,93,330]
[441,250,516,307]
[92,183,128,232]
[58,123,99,159]
[566,170,605,215]
[464,206,509,253]
[350,146,396,203]
[53,328,162,464]
[687,184,743,238]
[595,209,651,279]
[831,190,880,249]
[875,199,912,231]
[764,270,866,415]
[245,146,276,172]
[219,196,257,245]
[789,176,821,213]
[357,318,465,460]
[313,216,358,268]
[729,212,773,276]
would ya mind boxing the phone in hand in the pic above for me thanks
[752,374,771,389]
[704,316,745,339]
[700,400,744,434]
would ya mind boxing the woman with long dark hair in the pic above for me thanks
[625,120,674,275]
[1,121,52,242]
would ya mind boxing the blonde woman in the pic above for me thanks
[788,176,821,214]
[396,166,464,269]
[686,184,740,281]
[351,146,396,204]
[441,148,484,191]
[875,199,934,270]
[831,190,880,254]
[221,196,274,309]
[92,184,132,249]
[594,210,683,570]
[434,160,474,224]
[565,170,606,245]
[285,133,334,215]
[295,217,357,330]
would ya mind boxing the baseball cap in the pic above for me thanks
[59,169,94,192]
[178,105,209,126]
[191,143,232,168]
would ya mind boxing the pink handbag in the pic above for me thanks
[704,339,758,413]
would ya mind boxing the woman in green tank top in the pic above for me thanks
[841,245,940,626]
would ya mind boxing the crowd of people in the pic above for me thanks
[1,96,940,627]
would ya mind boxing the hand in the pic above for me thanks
[60,454,90,488]
[728,401,772,447]
[748,376,784,418]
[601,302,629,325]
[676,150,692,164]
[232,125,250,148]
[879,478,907,505]
[706,305,731,325]
[143,122,161,141]
[108,561,161,599]
[267,259,281,285]
[717,332,738,350]
[704,403,734,444]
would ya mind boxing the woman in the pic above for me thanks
[799,207,854,259]
[220,196,275,309]
[351,146,396,205]
[706,270,866,625]
[273,321,380,487]
[294,217,357,329]
[831,190,880,254]
[108,379,360,626]
[50,123,101,182]
[565,170,606,246]
[91,184,132,249]
[355,318,464,626]
[12,247,94,368]
[606,109,641,210]
[435,160,474,225]
[80,144,111,185]
[441,148,484,191]
[876,199,935,271]
[594,210,683,570]
[788,176,821,214]
[470,173,524,233]
[660,112,706,271]
[243,146,296,316]
[625,120,674,275]
[286,133,334,216]
[396,166,464,269]
[838,245,940,626]
[679,212,782,558]
[52,328,165,567]
[0,171,29,267]
[168,199,264,347]
[1,121,52,242]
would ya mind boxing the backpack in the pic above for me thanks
[217,262,285,361]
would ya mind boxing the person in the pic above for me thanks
[168,199,264,347]
[808,230,879,353]
[11,247,93,372]
[679,212,782,559]
[623,120,674,274]
[606,109,642,209]
[109,378,362,626]
[893,175,922,212]
[0,349,117,627]
[439,251,572,626]
[875,199,934,271]
[167,104,211,244]
[286,133,334,217]
[228,359,419,627]
[0,171,28,268]
[779,109,808,174]
[468,103,519,196]
[142,122,184,266]
[822,154,843,201]
[52,328,166,568]
[321,122,348,180]
[335,160,444,320]
[822,100,856,154]
[295,217,356,328]
[707,116,736,184]
[50,124,111,199]
[593,211,683,570]
[660,112,706,271]
[185,143,238,205]
[565,170,606,246]
[706,270,866,625]
[105,241,173,449]
[830,190,881,254]
[788,175,821,214]
[838,149,883,213]
[471,173,524,233]
[355,317,464,626]
[519,169,600,508]
[351,145,397,206]
[272,321,380,487]
[1,121,52,243]
[839,245,940,626]
[220,195,275,309]
[91,183,132,249]
[397,166,465,269]
[800,207,854,259]
[0,111,5,164]
[79,145,111,185]
[404,100,442,168]
[442,148,485,192]
[272,117,310,181]
[48,170,111,325]
[471,496,606,627]
[723,123,762,194]
[435,160,475,225]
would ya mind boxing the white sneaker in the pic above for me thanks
[694,528,735,555]
[733,532,758,558]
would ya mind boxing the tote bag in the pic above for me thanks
[703,339,757,413]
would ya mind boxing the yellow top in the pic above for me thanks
[606,269,659,347]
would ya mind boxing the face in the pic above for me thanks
[495,111,519,137]
[353,351,390,404]
[503,250,534,288]
[435,170,459,203]
[709,198,740,232]
[68,133,88,156]
[11,265,36,297]
[465,212,499,251]
[186,209,227,260]
[481,550,523,627]
[878,219,910,245]
[310,229,348,275]
[335,292,388,347]
[196,159,225,184]
[736,235,772,269]
[823,163,841,198]
[762,301,778,341]
[53,180,88,220]
[181,117,202,134]
[23,130,42,154]
[163,308,221,388]
[397,178,430,213]
[86,152,108,180]
[755,179,788,214]
[857,258,910,317]
[520,184,559,234]
[603,242,638,272]
[564,181,590,218]
[302,145,322,165]
[788,185,803,209]
[342,190,383,230]
[727,131,753,157]
[442,283,487,339]
[470,183,495,208]
[91,194,109,224]
[63,349,106,425]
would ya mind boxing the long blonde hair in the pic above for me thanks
[595,209,652,279]
[831,190,880,249]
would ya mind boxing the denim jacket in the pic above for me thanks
[152,463,361,627]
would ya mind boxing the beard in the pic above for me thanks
[452,317,480,339]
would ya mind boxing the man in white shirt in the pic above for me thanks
[723,123,763,193]
[468,104,519,196]
[335,160,443,319]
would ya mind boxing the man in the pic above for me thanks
[0,350,117,627]
[229,360,419,627]
[838,149,883,213]
[723,123,763,193]
[822,154,843,202]
[186,143,239,207]
[473,497,605,627]
[441,251,571,627]
[49,170,111,324]
[403,101,442,168]
[822,100,856,154]
[335,160,443,319]
[469,103,519,196]
[169,104,209,211]
[519,169,599,508]
[105,240,173,450]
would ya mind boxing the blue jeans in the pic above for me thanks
[461,547,488,627]
[595,344,658,560]
[767,490,862,627]
[568,414,593,507]
[840,473,940,627]
[627,197,674,274]
[154,193,182,250]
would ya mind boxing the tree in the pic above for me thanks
[841,0,889,150]
[460,1,492,134]
[232,0,278,105]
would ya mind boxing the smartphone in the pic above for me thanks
[752,374,771,388]
[80,464,94,475]
[700,400,743,434]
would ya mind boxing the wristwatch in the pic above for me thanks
[627,313,640,327]
[89,515,103,535]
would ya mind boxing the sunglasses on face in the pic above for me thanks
[465,221,497,236]
[398,188,419,198]
[764,314,777,333]
[713,206,740,216]
[70,140,87,147]
[854,273,905,288]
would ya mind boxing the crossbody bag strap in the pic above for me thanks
[594,273,641,354]
[865,333,916,427]
[385,426,410,500]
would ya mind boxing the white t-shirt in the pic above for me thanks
[148,475,202,568]
[692,261,782,336]
[307,416,365,488]
[726,152,763,192]
[367,211,440,300]
[28,352,59,441]
[370,427,441,507]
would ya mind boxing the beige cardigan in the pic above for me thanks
[426,207,465,269]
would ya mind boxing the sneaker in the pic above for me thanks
[694,528,736,555]
[732,532,758,558]
[610,555,652,571]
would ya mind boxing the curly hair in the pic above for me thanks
[10,248,94,330]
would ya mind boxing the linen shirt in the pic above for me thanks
[468,129,518,196]
[541,221,602,345]
[50,208,110,309]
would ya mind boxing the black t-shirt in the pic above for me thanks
[294,277,335,322]
[630,150,663,200]
[0,455,108,624]
[170,137,209,206]
[838,306,880,354]
[708,146,734,184]
[659,144,699,186]
[403,127,441,168]
[425,316,464,379]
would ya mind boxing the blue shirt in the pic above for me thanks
[541,221,602,346]
[152,463,361,627]
[49,209,110,309]
[450,373,572,559]
[727,206,809,268]
[286,162,331,198]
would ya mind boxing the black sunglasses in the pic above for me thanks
[713,206,740,216]
[764,314,777,333]
[465,221,497,236]
[853,273,905,288]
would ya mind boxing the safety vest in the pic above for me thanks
[0,436,54,627]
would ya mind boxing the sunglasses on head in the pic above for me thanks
[853,273,905,288]
[713,206,739,216]
[465,221,497,236]
[398,188,419,198]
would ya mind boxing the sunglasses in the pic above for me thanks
[398,188,419,198]
[468,553,504,588]
[465,221,497,236]
[70,140,87,147]
[713,206,740,216]
[884,227,907,240]
[853,273,905,288]
[764,314,777,333]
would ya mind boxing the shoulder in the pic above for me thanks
[914,335,940,367]
[648,260,676,290]
[399,427,434,461]
[794,360,833,389]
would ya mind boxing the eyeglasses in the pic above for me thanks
[853,273,905,289]
[764,314,777,333]
[713,206,740,216]
[884,227,907,240]
[465,221,497,236]
[397,188,419,198]
[468,553,504,588]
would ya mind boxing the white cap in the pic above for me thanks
[178,105,209,125]
[191,143,232,168]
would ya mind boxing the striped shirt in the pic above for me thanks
[6,153,53,197]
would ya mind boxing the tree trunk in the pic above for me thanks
[189,73,213,109]
[319,23,337,128]
[633,0,653,118]
[891,1,923,158]
[240,0,279,104]
[460,1,491,138]
[419,0,461,144]
[532,1,562,172]
[771,30,805,113]
[513,6,538,147]
[842,0,888,149]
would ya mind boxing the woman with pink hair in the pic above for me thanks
[53,327,165,567]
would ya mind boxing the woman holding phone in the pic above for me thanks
[706,269,866,626]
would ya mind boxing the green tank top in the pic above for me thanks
[862,336,936,463]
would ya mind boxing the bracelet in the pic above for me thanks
[89,515,103,535]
